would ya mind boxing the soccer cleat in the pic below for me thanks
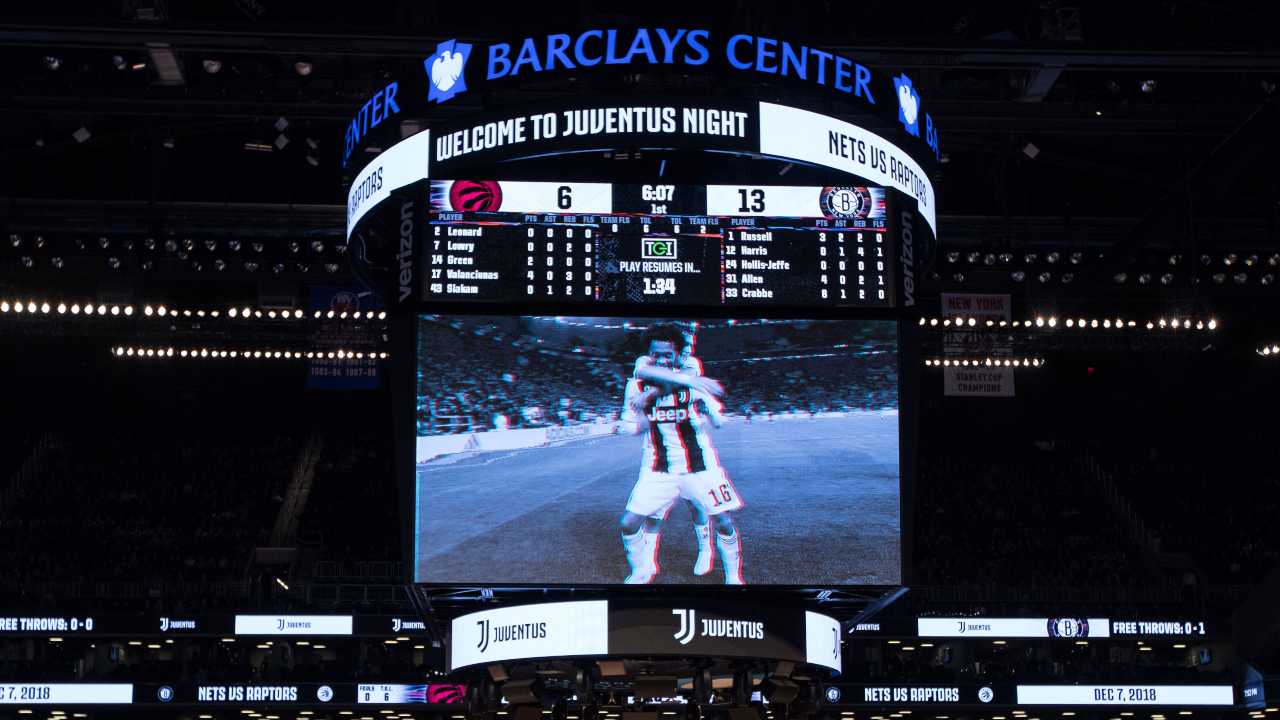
[693,523,714,576]
[625,566,656,584]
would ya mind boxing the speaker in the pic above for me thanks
[503,679,540,705]
[762,678,799,705]
[633,676,677,699]
[597,659,627,677]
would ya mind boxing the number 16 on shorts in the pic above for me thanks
[684,469,744,515]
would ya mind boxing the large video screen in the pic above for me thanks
[413,315,900,586]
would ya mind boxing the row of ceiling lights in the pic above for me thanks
[947,270,1276,286]
[9,234,343,255]
[43,54,314,77]
[0,300,385,322]
[924,357,1044,368]
[947,251,1280,268]
[919,316,1218,331]
[11,256,344,274]
[943,251,1280,286]
[112,347,387,360]
[8,235,344,273]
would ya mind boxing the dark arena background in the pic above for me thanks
[1,3,1280,720]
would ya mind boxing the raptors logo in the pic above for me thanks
[426,684,467,704]
[449,180,504,212]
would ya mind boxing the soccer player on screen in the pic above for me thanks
[632,328,724,576]
[620,323,745,585]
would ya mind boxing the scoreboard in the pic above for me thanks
[423,180,895,308]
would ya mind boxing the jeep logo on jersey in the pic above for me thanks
[672,609,764,645]
[425,39,472,103]
[647,406,691,423]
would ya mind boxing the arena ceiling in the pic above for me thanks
[1,0,1278,313]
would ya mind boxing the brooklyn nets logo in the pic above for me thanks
[820,186,873,219]
[1047,617,1091,638]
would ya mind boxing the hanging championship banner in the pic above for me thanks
[940,293,1014,397]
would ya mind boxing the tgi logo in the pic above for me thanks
[476,618,490,653]
[425,39,472,103]
[642,237,678,260]
[673,609,697,645]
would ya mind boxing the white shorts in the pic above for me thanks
[625,466,744,517]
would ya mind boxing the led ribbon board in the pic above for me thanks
[448,601,840,673]
[341,28,942,169]
[345,100,937,239]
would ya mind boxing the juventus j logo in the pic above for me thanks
[392,618,401,633]
[276,618,286,631]
[673,609,696,645]
[159,617,169,632]
[476,619,490,653]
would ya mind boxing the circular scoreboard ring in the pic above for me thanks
[446,599,841,673]
[346,97,937,313]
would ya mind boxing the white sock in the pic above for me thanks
[643,528,661,573]
[623,528,659,583]
[716,529,744,584]
[694,523,713,575]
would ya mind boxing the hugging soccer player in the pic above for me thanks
[619,323,745,585]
